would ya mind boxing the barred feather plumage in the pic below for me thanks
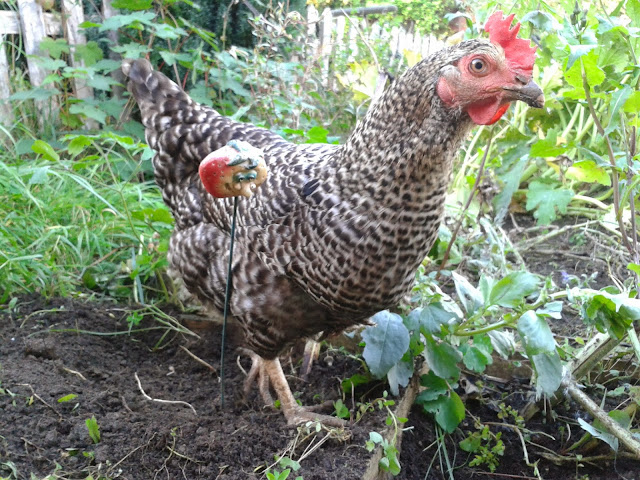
[123,39,515,358]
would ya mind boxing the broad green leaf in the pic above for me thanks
[623,91,640,113]
[111,0,152,9]
[386,359,413,396]
[582,290,640,338]
[536,301,563,319]
[67,136,92,156]
[40,38,69,59]
[451,271,483,314]
[578,418,618,452]
[99,12,155,31]
[362,311,410,378]
[153,23,188,40]
[530,130,569,157]
[532,351,562,396]
[518,311,556,354]
[493,155,527,223]
[28,166,50,185]
[414,303,457,334]
[417,371,449,400]
[628,263,640,275]
[489,271,540,308]
[74,41,103,66]
[525,180,574,225]
[604,85,633,135]
[566,160,611,186]
[32,140,59,162]
[423,335,461,380]
[627,0,640,26]
[341,373,371,393]
[564,50,604,98]
[566,44,596,70]
[420,391,465,433]
[110,43,152,59]
[69,103,107,125]
[460,336,493,373]
[488,330,517,358]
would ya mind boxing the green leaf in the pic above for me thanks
[451,272,483,314]
[536,301,563,319]
[32,140,59,162]
[530,129,570,157]
[341,373,371,393]
[604,85,633,135]
[582,290,640,338]
[417,371,449,401]
[566,160,611,186]
[74,41,103,66]
[623,91,640,113]
[99,12,155,31]
[412,303,458,334]
[362,311,410,378]
[423,335,461,380]
[28,166,50,185]
[305,126,329,144]
[40,38,69,59]
[531,351,562,396]
[67,136,92,156]
[525,180,574,225]
[489,271,540,308]
[58,394,78,403]
[517,311,556,354]
[420,391,465,433]
[69,103,107,124]
[86,416,100,443]
[111,0,152,9]
[628,263,640,275]
[566,44,596,70]
[460,335,493,373]
[386,359,413,396]
[578,418,619,452]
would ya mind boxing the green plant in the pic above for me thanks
[459,423,505,472]
[85,415,100,444]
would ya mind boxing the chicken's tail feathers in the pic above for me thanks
[122,59,198,140]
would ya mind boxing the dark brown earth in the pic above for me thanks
[1,216,639,480]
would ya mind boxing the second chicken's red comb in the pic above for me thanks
[484,11,536,75]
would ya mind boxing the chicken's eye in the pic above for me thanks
[469,58,488,75]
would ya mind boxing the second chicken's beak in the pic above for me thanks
[504,80,545,108]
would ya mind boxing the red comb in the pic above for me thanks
[484,11,536,75]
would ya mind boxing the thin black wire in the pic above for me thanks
[220,195,239,408]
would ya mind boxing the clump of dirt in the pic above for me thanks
[0,296,384,480]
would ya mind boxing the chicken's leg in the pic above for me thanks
[260,357,346,427]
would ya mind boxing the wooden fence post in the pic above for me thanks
[0,37,14,125]
[103,0,125,100]
[62,0,97,129]
[17,0,59,123]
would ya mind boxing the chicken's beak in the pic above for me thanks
[503,80,545,109]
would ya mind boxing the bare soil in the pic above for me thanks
[1,216,638,480]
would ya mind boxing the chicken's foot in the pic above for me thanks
[261,357,346,427]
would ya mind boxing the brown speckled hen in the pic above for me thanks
[123,12,544,426]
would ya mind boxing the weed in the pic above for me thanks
[85,416,100,444]
[459,424,505,472]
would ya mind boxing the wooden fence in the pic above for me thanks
[0,0,118,127]
[308,5,445,85]
[0,2,446,127]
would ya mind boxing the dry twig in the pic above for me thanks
[134,371,197,415]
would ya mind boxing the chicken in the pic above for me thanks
[122,11,544,426]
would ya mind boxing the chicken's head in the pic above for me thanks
[436,11,544,125]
